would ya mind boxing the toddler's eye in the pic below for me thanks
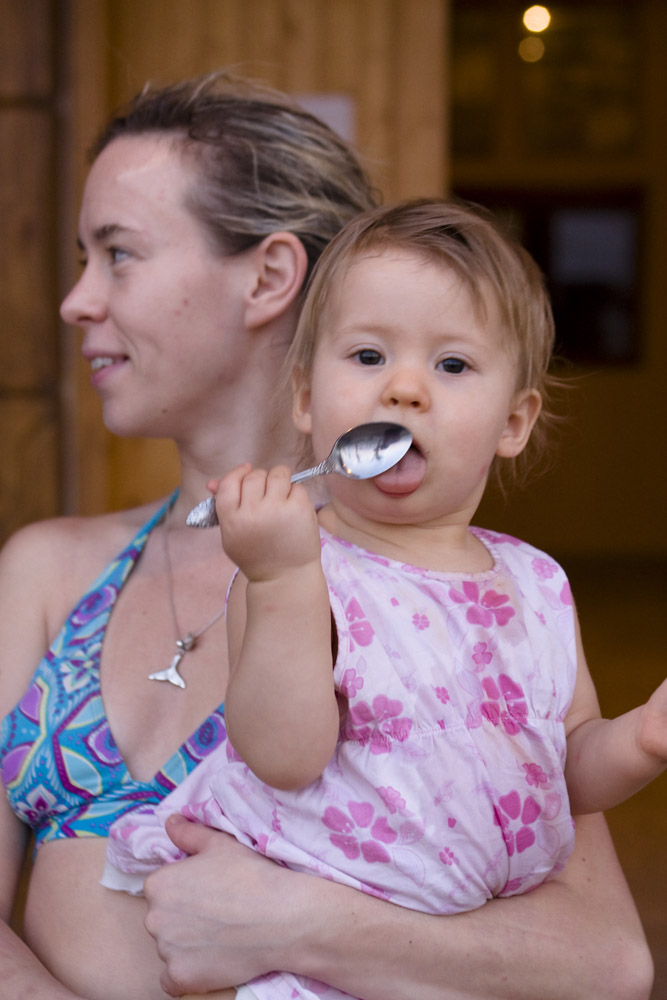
[438,357,467,374]
[355,349,384,366]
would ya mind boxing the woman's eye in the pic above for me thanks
[438,357,467,374]
[355,349,383,366]
[108,246,130,265]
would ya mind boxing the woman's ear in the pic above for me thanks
[292,365,313,435]
[244,232,308,330]
[496,388,542,458]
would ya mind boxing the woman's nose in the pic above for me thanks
[382,365,431,410]
[60,269,107,326]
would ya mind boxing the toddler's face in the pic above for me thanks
[293,249,540,527]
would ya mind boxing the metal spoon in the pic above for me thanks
[185,421,413,527]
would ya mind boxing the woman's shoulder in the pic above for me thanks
[0,500,168,640]
[1,501,163,574]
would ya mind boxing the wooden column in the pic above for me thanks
[0,0,61,542]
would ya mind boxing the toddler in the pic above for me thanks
[105,199,666,1000]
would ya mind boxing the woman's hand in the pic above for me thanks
[144,812,653,1000]
[143,816,290,996]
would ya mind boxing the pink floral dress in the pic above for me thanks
[105,527,577,1000]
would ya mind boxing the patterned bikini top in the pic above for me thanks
[0,495,226,850]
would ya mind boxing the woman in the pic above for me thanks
[0,73,652,1000]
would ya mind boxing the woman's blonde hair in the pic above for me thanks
[91,71,379,282]
[288,198,563,487]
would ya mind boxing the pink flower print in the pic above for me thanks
[345,597,374,649]
[532,557,558,580]
[347,695,412,753]
[322,801,396,863]
[439,845,459,866]
[480,674,528,735]
[340,667,364,699]
[361,840,392,863]
[473,528,520,548]
[560,580,572,605]
[412,612,430,631]
[376,785,407,815]
[499,674,528,717]
[504,877,523,894]
[434,685,450,705]
[472,641,493,668]
[523,762,551,789]
[494,790,542,855]
[449,582,515,628]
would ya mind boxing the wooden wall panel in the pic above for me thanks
[0,399,60,538]
[0,0,53,96]
[0,0,60,543]
[59,0,448,515]
[1,112,57,387]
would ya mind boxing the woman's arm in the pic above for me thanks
[0,804,87,1000]
[0,923,88,1000]
[0,529,89,1000]
[144,812,653,1000]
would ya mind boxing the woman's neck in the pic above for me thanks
[172,412,300,521]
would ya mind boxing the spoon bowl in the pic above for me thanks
[185,421,412,527]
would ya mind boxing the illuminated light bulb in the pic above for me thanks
[523,5,551,32]
[518,36,546,62]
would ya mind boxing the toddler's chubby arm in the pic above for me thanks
[212,464,339,790]
[564,605,666,814]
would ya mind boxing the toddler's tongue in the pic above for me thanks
[374,446,426,496]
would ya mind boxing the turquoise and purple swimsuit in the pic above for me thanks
[0,496,226,850]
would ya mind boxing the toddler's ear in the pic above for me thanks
[292,366,312,435]
[496,388,542,458]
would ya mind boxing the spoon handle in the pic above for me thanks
[186,463,330,527]
[289,460,331,485]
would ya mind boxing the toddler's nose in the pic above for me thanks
[382,366,431,411]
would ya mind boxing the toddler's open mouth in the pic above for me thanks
[373,442,426,496]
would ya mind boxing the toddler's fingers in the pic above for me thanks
[205,476,223,495]
[264,465,296,500]
[215,464,253,511]
[237,466,272,505]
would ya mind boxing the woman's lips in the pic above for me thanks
[87,354,129,387]
[373,444,427,496]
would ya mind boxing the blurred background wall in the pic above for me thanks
[1,0,664,994]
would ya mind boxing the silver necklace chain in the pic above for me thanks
[147,508,224,689]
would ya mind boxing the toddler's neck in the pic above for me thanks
[317,503,494,574]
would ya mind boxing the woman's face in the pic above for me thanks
[61,135,254,440]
